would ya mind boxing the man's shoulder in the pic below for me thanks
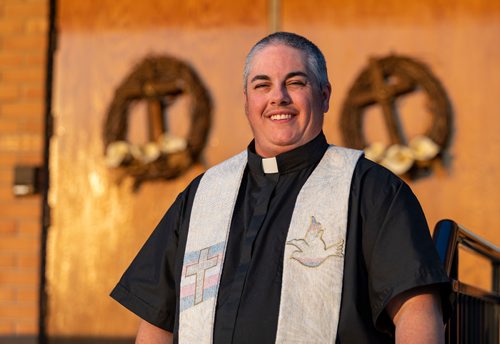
[179,150,248,199]
[173,172,205,209]
[350,156,412,201]
[354,156,404,184]
[205,150,248,173]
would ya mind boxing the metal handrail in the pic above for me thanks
[433,219,500,344]
[455,224,500,263]
[433,219,500,292]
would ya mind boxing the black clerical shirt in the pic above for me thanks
[111,133,450,343]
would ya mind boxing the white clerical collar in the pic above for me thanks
[262,157,279,174]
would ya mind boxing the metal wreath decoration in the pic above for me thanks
[103,55,212,188]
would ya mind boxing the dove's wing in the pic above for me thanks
[286,239,308,252]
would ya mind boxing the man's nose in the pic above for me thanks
[270,85,291,106]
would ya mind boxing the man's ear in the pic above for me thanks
[321,83,332,113]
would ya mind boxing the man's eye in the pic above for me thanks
[254,84,269,89]
[288,80,306,86]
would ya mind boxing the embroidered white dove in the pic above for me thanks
[286,216,344,267]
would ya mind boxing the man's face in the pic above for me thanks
[245,44,331,157]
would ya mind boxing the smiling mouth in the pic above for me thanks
[270,113,294,121]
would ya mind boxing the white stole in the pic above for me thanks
[179,146,362,343]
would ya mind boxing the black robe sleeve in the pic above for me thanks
[350,158,451,334]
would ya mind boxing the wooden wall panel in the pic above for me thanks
[48,0,267,337]
[59,0,268,30]
[282,0,500,290]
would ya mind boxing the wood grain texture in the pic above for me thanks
[283,0,500,291]
[59,0,268,30]
[49,0,267,337]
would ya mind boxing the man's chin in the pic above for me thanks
[255,140,301,157]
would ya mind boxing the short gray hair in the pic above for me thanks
[243,32,329,91]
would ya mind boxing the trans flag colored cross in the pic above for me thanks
[180,241,225,312]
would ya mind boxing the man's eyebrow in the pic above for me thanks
[250,71,309,83]
[286,71,308,79]
[250,75,271,83]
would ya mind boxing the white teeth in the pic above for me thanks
[270,114,293,120]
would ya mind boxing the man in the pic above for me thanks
[111,32,450,343]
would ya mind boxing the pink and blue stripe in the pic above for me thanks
[180,241,225,312]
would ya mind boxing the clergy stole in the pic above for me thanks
[179,146,363,343]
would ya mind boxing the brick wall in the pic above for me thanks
[0,0,48,336]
